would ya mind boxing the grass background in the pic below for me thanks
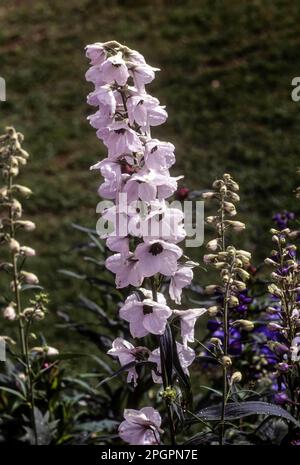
[1,0,300,353]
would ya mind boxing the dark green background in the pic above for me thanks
[1,0,300,349]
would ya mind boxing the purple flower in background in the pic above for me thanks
[233,289,252,314]
[272,211,295,230]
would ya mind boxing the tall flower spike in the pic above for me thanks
[86,42,207,445]
[0,127,51,445]
[202,173,252,445]
[261,172,300,407]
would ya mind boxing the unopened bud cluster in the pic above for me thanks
[202,173,252,394]
[0,127,41,324]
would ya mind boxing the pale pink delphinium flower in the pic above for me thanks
[105,252,143,288]
[123,169,182,202]
[144,139,175,171]
[85,43,107,65]
[119,292,172,337]
[118,407,162,445]
[107,337,148,387]
[98,120,143,158]
[87,85,116,114]
[169,265,194,304]
[100,51,129,86]
[127,94,167,132]
[134,240,182,277]
[173,308,207,347]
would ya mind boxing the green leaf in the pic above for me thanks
[159,323,173,386]
[58,269,87,280]
[71,223,97,234]
[74,420,118,433]
[196,401,300,427]
[0,386,26,401]
[20,284,44,292]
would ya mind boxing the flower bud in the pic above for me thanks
[210,337,222,346]
[205,285,219,295]
[17,148,30,159]
[225,220,245,232]
[19,246,36,257]
[268,283,283,297]
[236,268,250,281]
[0,187,7,199]
[202,191,215,199]
[228,296,239,307]
[2,304,16,321]
[20,271,39,284]
[227,192,240,202]
[233,319,254,331]
[46,346,59,356]
[203,254,217,264]
[11,199,22,218]
[9,166,19,177]
[232,280,247,291]
[207,306,219,316]
[12,185,32,197]
[268,322,282,332]
[206,238,219,251]
[222,356,232,366]
[230,371,242,384]
[206,216,218,224]
[15,220,36,231]
[264,258,278,266]
[224,201,236,216]
[8,238,20,253]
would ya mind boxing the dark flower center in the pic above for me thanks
[149,242,163,256]
[150,145,158,153]
[115,128,126,134]
[143,305,153,315]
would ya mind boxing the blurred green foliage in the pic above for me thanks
[1,0,300,350]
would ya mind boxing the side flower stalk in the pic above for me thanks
[0,127,50,445]
[202,174,252,445]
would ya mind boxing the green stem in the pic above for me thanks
[151,277,176,446]
[7,168,38,445]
